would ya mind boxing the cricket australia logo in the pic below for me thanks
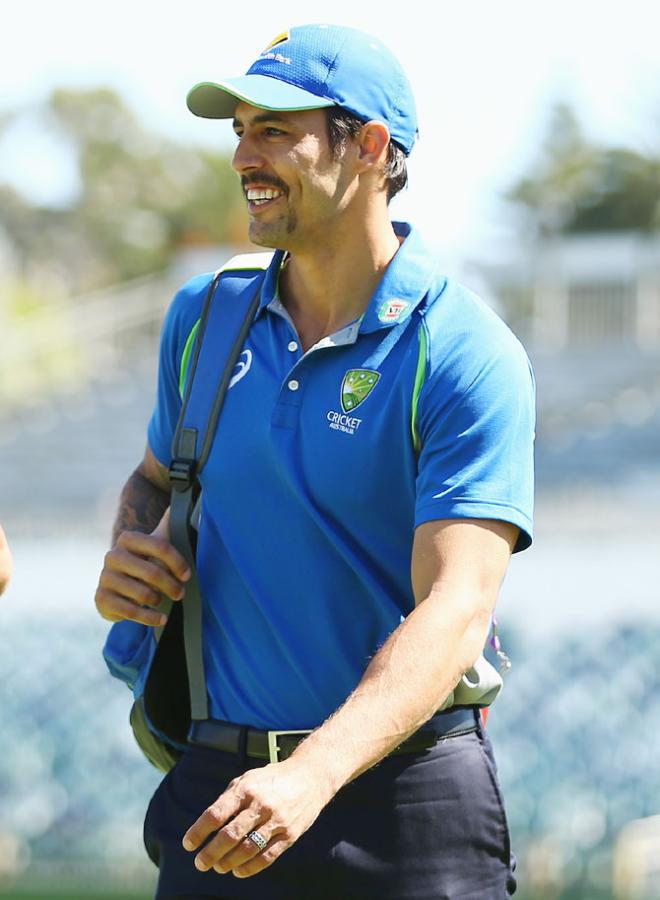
[341,369,380,412]
[327,369,381,436]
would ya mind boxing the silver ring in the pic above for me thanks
[246,830,268,852]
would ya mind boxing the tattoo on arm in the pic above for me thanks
[111,468,170,545]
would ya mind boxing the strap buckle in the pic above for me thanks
[267,730,310,764]
[169,458,196,491]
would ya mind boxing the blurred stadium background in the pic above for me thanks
[2,9,660,898]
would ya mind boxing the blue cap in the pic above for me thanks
[186,24,418,154]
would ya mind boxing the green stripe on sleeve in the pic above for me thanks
[411,322,428,453]
[178,319,201,398]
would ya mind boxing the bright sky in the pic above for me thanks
[2,0,660,263]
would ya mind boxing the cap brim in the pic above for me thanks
[187,74,336,119]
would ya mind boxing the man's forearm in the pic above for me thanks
[111,467,170,545]
[291,588,492,794]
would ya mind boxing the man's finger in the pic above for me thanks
[182,792,244,855]
[232,834,290,879]
[104,549,186,601]
[211,827,274,875]
[152,507,171,540]
[94,590,168,627]
[115,530,191,582]
[193,809,270,873]
[101,570,166,608]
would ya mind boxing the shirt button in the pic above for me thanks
[287,341,298,352]
[288,379,300,392]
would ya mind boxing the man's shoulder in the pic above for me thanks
[392,225,521,350]
[425,277,528,355]
[421,276,533,393]
[174,252,274,304]
[166,252,275,337]
[163,272,214,346]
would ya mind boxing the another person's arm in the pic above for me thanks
[94,445,190,627]
[182,516,517,878]
[0,523,12,594]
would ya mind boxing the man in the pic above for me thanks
[95,24,534,899]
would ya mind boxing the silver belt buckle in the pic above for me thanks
[267,729,310,764]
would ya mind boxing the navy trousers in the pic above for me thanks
[144,719,516,899]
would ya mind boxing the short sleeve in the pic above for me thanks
[147,273,212,467]
[414,293,535,553]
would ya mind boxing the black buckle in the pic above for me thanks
[169,458,196,490]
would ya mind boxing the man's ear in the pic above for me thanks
[355,120,391,172]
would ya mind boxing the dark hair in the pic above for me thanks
[325,108,408,202]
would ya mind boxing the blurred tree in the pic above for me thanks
[506,102,660,235]
[0,87,247,297]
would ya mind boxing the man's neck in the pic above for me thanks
[279,217,402,352]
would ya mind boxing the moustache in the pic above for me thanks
[241,174,288,194]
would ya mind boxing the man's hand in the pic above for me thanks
[182,757,334,879]
[95,509,191,627]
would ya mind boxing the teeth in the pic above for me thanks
[246,188,282,203]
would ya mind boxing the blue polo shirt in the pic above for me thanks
[148,223,535,730]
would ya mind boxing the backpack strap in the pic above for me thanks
[166,255,271,723]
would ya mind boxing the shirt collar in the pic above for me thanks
[256,249,288,316]
[359,222,441,333]
[255,222,440,330]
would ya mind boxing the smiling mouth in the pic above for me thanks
[245,187,285,209]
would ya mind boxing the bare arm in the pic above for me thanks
[0,523,12,594]
[291,518,516,785]
[95,445,191,627]
[183,517,518,878]
[111,446,171,545]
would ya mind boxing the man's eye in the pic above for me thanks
[265,127,285,136]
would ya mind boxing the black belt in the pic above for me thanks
[188,707,479,764]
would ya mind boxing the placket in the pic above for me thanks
[267,300,362,432]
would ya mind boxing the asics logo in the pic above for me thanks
[229,350,252,389]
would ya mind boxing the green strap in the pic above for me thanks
[179,319,201,398]
[411,321,428,453]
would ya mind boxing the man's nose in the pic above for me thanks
[231,135,264,174]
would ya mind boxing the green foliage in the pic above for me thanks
[0,87,247,296]
[506,102,660,235]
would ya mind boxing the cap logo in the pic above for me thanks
[263,31,290,51]
[257,30,292,64]
[259,51,291,64]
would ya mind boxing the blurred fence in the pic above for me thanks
[0,590,159,897]
[488,625,660,898]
